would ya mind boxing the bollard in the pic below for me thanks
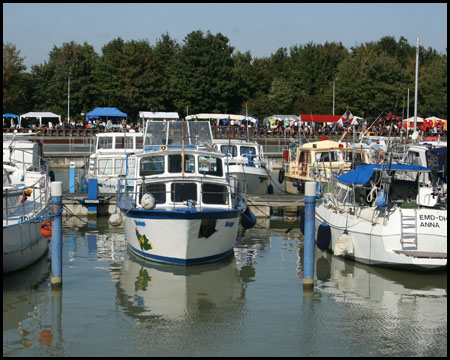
[87,178,98,215]
[51,181,63,287]
[303,181,316,289]
[69,161,76,194]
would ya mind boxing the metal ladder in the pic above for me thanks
[400,209,417,247]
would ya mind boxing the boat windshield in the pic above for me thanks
[220,145,237,157]
[144,121,213,146]
[240,146,257,157]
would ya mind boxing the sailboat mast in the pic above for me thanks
[414,38,419,134]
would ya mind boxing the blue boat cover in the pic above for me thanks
[86,107,127,118]
[3,113,19,118]
[336,164,430,185]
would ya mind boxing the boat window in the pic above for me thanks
[97,159,113,175]
[115,136,134,150]
[98,137,113,149]
[168,154,195,173]
[315,151,338,162]
[198,156,223,177]
[299,151,309,164]
[345,151,365,163]
[142,183,166,204]
[171,183,197,202]
[407,151,421,166]
[114,158,125,175]
[335,186,353,204]
[136,137,143,149]
[220,145,237,157]
[140,156,164,176]
[202,183,229,205]
[240,146,257,157]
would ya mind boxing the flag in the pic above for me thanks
[340,110,353,123]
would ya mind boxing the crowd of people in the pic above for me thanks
[4,116,447,139]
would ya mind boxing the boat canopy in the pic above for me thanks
[336,164,430,185]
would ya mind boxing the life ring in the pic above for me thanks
[40,220,52,237]
[278,168,285,183]
[378,151,386,164]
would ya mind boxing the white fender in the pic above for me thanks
[334,232,354,256]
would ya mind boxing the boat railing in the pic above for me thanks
[3,172,51,226]
[117,175,244,213]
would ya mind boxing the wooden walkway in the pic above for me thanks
[245,193,304,207]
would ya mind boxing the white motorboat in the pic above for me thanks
[3,140,52,274]
[314,163,447,271]
[213,138,271,195]
[87,131,144,194]
[117,120,254,265]
[185,113,272,194]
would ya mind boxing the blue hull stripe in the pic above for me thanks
[128,244,234,265]
[124,208,241,220]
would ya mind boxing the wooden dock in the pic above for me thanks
[245,193,304,217]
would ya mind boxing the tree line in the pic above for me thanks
[3,31,447,123]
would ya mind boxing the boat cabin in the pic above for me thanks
[126,148,230,208]
[284,140,368,184]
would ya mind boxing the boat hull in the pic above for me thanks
[315,202,447,271]
[227,165,270,194]
[3,221,49,274]
[123,208,242,265]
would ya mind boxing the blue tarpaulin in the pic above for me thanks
[336,164,430,185]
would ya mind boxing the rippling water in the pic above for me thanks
[3,215,447,357]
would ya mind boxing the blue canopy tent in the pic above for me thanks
[86,107,127,126]
[3,113,19,127]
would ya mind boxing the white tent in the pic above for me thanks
[402,116,424,129]
[19,111,61,127]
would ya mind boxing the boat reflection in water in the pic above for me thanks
[115,250,246,321]
[314,249,446,313]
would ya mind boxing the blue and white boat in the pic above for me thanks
[117,120,254,265]
[3,138,51,274]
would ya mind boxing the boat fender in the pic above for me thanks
[299,210,305,235]
[49,170,56,182]
[40,220,52,237]
[278,168,285,184]
[317,222,331,251]
[109,212,122,227]
[378,151,386,164]
[267,184,273,194]
[141,193,156,210]
[241,207,256,229]
[334,231,353,256]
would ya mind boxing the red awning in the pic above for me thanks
[300,114,343,123]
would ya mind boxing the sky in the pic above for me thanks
[3,3,447,71]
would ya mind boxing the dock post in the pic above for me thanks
[303,181,316,289]
[69,161,76,193]
[51,181,63,287]
[87,178,98,215]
